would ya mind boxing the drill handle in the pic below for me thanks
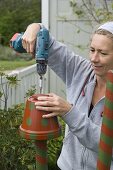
[35,28,49,61]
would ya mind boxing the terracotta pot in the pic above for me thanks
[19,94,62,140]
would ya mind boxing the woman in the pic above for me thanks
[22,21,113,170]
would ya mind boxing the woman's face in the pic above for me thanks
[89,34,113,79]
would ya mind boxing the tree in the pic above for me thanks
[0,0,41,45]
[61,0,113,52]
[70,0,113,28]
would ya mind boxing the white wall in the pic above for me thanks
[41,0,93,98]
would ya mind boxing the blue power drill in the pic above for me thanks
[10,28,49,93]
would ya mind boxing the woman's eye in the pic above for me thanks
[90,49,95,53]
[101,52,107,55]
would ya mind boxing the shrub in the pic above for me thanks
[0,45,32,61]
[0,104,36,170]
[0,104,65,169]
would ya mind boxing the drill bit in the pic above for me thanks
[39,76,43,94]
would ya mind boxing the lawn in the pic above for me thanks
[0,59,35,71]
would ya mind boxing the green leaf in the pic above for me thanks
[6,75,20,86]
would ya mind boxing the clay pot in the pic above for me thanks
[19,94,62,140]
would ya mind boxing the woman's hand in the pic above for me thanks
[35,93,72,118]
[22,23,41,54]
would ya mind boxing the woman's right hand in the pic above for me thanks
[22,23,41,54]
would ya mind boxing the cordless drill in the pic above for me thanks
[10,28,49,93]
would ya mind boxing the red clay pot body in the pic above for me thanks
[19,94,61,140]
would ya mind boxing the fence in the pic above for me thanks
[0,64,44,109]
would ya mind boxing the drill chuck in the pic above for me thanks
[36,59,47,76]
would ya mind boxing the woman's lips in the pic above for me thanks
[92,65,103,70]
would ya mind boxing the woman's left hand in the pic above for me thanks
[35,93,72,118]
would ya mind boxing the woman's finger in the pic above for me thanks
[37,95,54,102]
[42,112,58,118]
[22,39,27,50]
[26,43,31,53]
[35,100,54,107]
[22,37,35,53]
[36,106,59,112]
[29,41,35,53]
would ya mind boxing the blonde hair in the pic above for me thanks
[94,29,113,40]
[90,29,113,43]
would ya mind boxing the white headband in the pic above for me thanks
[98,21,113,34]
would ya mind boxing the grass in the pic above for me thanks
[0,59,35,71]
[0,45,36,71]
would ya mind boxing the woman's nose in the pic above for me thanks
[90,52,100,62]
